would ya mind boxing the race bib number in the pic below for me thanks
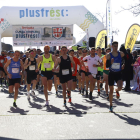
[1,60,4,63]
[62,69,69,75]
[84,62,88,67]
[44,63,51,68]
[12,68,19,73]
[92,73,96,78]
[111,63,120,69]
[29,65,35,70]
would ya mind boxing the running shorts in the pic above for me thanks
[80,70,88,77]
[53,72,60,78]
[60,75,72,84]
[27,73,37,84]
[41,71,53,80]
[9,78,21,86]
[72,76,77,82]
[108,71,122,86]
[103,70,109,75]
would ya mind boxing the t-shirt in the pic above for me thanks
[71,57,80,76]
[83,55,102,75]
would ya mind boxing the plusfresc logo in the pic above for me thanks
[19,8,69,18]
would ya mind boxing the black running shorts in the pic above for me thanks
[27,73,37,84]
[53,72,60,78]
[72,76,77,82]
[108,71,122,86]
[41,71,53,80]
[80,70,88,77]
[60,75,72,84]
[9,78,21,86]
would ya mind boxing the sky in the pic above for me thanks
[0,0,140,51]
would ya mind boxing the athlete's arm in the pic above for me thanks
[24,58,31,69]
[4,59,12,79]
[70,56,75,71]
[37,56,43,70]
[52,55,56,63]
[20,59,24,72]
[53,57,61,70]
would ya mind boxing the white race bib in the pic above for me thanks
[111,63,120,69]
[62,69,69,75]
[29,65,35,70]
[12,68,19,73]
[84,62,88,67]
[44,63,51,68]
[1,60,4,63]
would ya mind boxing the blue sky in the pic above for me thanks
[0,0,140,51]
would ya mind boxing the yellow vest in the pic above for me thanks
[41,54,54,71]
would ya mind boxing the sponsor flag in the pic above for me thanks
[106,0,113,47]
[125,24,140,52]
[95,29,107,48]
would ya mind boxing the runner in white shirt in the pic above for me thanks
[81,47,103,100]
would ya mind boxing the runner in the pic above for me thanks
[106,41,124,112]
[37,45,55,106]
[24,49,38,99]
[81,47,103,100]
[101,48,111,99]
[53,50,60,96]
[69,49,81,90]
[53,46,75,106]
[96,47,104,96]
[4,50,24,108]
[79,49,89,96]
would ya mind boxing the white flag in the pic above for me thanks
[106,0,113,47]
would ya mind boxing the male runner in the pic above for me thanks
[53,46,75,106]
[106,41,124,112]
[82,47,103,100]
[37,45,55,106]
[4,50,24,108]
[24,49,38,99]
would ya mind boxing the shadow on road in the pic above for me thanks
[7,107,29,115]
[28,100,43,110]
[114,113,140,126]
[32,96,45,103]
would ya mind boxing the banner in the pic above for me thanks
[125,24,140,52]
[95,29,107,48]
[12,25,73,46]
[106,0,112,46]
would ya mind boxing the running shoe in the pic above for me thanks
[13,102,17,108]
[86,90,88,97]
[31,91,35,96]
[89,92,92,100]
[100,83,103,89]
[68,98,71,103]
[45,101,49,106]
[9,93,13,98]
[109,106,113,112]
[24,85,27,90]
[27,94,30,100]
[106,94,109,100]
[63,102,67,107]
[81,90,84,96]
[98,91,100,96]
[56,91,58,96]
[116,91,120,99]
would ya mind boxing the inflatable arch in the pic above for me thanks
[0,6,104,52]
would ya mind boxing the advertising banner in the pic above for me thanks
[125,24,140,52]
[95,29,107,48]
[12,25,73,46]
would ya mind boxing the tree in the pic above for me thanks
[117,0,140,17]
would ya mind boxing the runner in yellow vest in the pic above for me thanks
[37,45,55,106]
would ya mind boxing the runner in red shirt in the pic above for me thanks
[69,49,81,90]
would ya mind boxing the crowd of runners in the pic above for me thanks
[0,41,125,112]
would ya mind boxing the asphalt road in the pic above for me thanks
[0,84,140,139]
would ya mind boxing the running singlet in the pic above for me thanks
[0,56,6,67]
[80,57,88,71]
[8,59,21,79]
[41,54,54,71]
[109,52,122,72]
[59,55,72,77]
[71,57,80,76]
[26,58,36,73]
